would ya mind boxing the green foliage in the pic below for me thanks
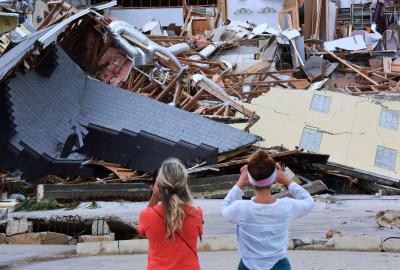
[14,198,81,212]
[14,198,61,212]
[87,201,100,209]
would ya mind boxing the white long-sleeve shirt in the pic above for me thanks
[221,182,315,270]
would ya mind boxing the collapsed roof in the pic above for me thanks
[0,41,257,182]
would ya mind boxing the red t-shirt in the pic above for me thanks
[138,203,203,270]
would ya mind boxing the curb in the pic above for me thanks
[77,235,238,256]
[76,234,400,256]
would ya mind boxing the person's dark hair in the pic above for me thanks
[248,150,276,187]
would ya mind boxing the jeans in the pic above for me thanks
[238,257,291,270]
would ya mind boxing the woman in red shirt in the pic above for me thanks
[138,158,203,270]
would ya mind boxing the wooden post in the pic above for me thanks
[218,0,227,22]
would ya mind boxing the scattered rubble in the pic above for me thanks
[5,218,32,236]
[376,210,400,229]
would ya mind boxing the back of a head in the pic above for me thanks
[248,150,276,182]
[157,158,192,239]
[158,158,188,190]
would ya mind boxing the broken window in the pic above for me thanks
[299,128,322,153]
[374,146,397,171]
[310,94,332,113]
[379,109,399,130]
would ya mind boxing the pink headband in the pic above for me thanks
[248,169,277,187]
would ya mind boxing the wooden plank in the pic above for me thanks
[268,74,289,88]
[290,80,311,89]
[182,89,204,110]
[172,83,183,105]
[218,0,227,22]
[197,81,254,118]
[324,49,379,85]
[137,82,158,94]
[131,75,147,92]
[303,0,315,39]
[312,163,399,188]
[240,79,308,86]
[222,70,296,78]
[279,7,299,29]
[156,75,180,101]
[226,84,244,100]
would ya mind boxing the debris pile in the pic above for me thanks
[376,210,400,229]
[0,0,399,201]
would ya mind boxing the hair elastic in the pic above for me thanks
[248,169,277,188]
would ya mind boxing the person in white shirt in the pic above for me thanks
[220,150,315,270]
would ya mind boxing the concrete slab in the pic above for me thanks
[334,235,383,252]
[9,195,400,240]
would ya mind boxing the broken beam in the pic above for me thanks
[323,49,379,85]
[37,183,152,201]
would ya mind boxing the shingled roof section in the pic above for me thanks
[0,47,257,182]
[0,27,54,81]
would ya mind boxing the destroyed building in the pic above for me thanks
[238,88,400,180]
[0,0,399,193]
[0,4,257,182]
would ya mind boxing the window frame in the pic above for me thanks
[379,108,400,130]
[374,146,397,171]
[299,128,323,153]
[309,94,332,114]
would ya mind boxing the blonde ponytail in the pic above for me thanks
[157,158,192,239]
[165,194,186,238]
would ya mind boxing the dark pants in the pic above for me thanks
[238,257,291,270]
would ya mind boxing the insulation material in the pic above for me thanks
[95,47,133,87]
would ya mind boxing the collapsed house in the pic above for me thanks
[238,88,400,181]
[2,0,400,249]
[0,0,399,192]
[0,6,257,182]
